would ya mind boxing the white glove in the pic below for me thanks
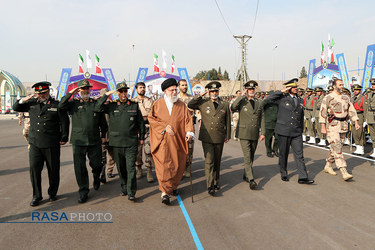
[364,121,368,127]
[311,117,315,123]
[304,116,306,121]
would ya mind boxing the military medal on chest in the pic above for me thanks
[206,106,211,114]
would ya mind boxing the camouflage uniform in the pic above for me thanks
[178,93,195,178]
[319,91,358,180]
[131,95,154,182]
[19,112,30,142]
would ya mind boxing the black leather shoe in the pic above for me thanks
[49,195,58,202]
[249,180,257,190]
[208,187,215,196]
[243,176,251,183]
[162,195,170,205]
[99,175,106,184]
[93,177,100,190]
[267,153,274,158]
[107,173,115,178]
[298,178,314,184]
[172,189,179,196]
[78,194,88,203]
[281,176,289,182]
[128,195,136,201]
[30,197,42,207]
[214,185,220,191]
[120,190,127,196]
[273,151,279,157]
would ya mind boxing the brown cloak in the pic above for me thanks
[148,98,194,194]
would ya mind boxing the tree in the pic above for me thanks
[223,70,229,80]
[300,66,307,78]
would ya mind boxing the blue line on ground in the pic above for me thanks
[176,194,204,250]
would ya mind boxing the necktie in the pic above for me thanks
[293,96,298,107]
[213,102,218,110]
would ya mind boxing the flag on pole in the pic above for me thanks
[95,54,102,74]
[153,54,159,72]
[78,54,84,73]
[330,38,335,63]
[171,55,176,73]
[162,49,167,69]
[86,50,92,69]
[327,34,335,64]
[320,42,325,65]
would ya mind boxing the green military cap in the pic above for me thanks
[327,85,334,91]
[205,81,221,91]
[297,88,305,92]
[306,88,313,92]
[77,79,93,88]
[314,87,323,92]
[370,78,375,85]
[32,81,51,93]
[343,88,351,94]
[283,78,298,87]
[116,81,129,90]
[244,80,258,89]
[352,84,362,90]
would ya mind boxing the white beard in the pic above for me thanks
[166,94,178,103]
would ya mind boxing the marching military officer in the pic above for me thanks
[188,81,231,195]
[313,87,326,146]
[320,79,360,181]
[131,82,154,182]
[351,84,365,155]
[365,78,375,158]
[94,82,145,201]
[177,79,195,178]
[305,88,317,144]
[231,81,265,190]
[230,90,241,141]
[267,78,314,184]
[59,79,108,203]
[262,90,279,158]
[13,81,69,206]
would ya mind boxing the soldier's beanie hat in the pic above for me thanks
[244,80,258,89]
[161,78,178,92]
[77,79,93,88]
[32,81,51,93]
[135,82,146,88]
[314,87,323,92]
[283,78,298,87]
[370,78,375,85]
[116,81,130,90]
[205,81,222,91]
[352,84,362,90]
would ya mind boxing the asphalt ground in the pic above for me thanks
[1,119,375,249]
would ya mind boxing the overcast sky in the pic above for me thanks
[1,0,375,85]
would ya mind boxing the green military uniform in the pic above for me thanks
[262,92,279,157]
[313,87,326,145]
[13,81,69,206]
[231,81,265,189]
[188,81,231,194]
[94,82,145,198]
[364,78,375,157]
[58,80,108,201]
[351,84,365,147]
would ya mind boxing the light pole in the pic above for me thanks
[272,45,278,84]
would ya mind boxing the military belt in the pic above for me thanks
[356,111,364,114]
[305,108,313,111]
[333,116,348,121]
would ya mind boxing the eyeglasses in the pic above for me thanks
[166,89,177,92]
[118,89,128,93]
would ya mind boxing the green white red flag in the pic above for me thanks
[95,54,102,74]
[154,54,159,72]
[171,55,176,73]
[78,54,84,73]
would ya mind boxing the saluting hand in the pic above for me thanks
[105,90,117,96]
[201,90,209,97]
[22,94,35,102]
[69,87,81,95]
[242,89,248,96]
[281,87,291,93]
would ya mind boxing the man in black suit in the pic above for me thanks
[267,78,314,184]
[13,81,70,206]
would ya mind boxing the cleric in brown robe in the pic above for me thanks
[148,78,195,205]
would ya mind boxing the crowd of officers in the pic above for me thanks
[13,76,375,207]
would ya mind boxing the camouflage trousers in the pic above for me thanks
[23,118,30,142]
[136,129,153,168]
[326,132,347,169]
[186,139,195,169]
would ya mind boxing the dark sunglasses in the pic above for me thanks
[118,89,128,93]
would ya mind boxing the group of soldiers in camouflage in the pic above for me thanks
[15,76,375,207]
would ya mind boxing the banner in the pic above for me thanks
[102,68,117,99]
[131,68,148,98]
[177,68,193,95]
[56,68,72,101]
[362,44,375,90]
[336,53,350,89]
[307,59,316,88]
